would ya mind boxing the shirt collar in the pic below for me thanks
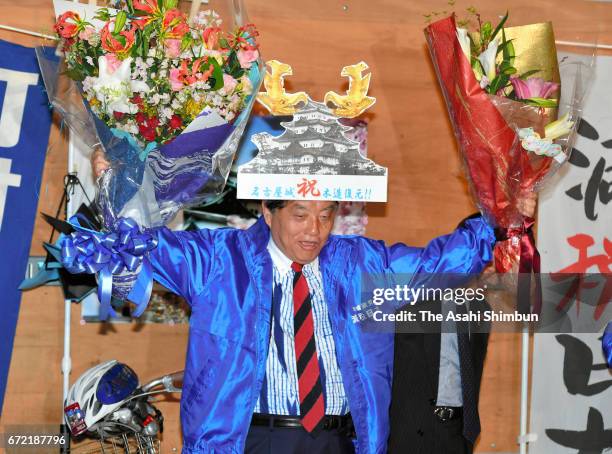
[267,238,319,275]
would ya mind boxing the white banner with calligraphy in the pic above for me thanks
[529,54,612,454]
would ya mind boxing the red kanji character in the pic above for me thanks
[552,234,612,319]
[296,178,321,197]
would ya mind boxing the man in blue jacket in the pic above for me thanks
[146,198,498,453]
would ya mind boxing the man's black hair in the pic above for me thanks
[263,200,288,212]
[263,200,339,212]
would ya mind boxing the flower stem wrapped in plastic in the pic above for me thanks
[38,0,263,228]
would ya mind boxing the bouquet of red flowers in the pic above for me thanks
[424,12,589,309]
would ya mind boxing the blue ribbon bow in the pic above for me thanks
[61,216,158,320]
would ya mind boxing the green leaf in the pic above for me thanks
[524,97,558,108]
[115,34,126,47]
[62,67,86,82]
[114,11,127,34]
[163,0,178,9]
[142,27,150,56]
[209,58,225,90]
[496,38,514,55]
[471,58,484,79]
[481,21,492,42]
[225,51,243,78]
[181,33,192,51]
[489,73,509,94]
[125,0,135,14]
[501,29,509,60]
[94,8,111,22]
[507,38,515,62]
[519,69,540,79]
[491,11,509,42]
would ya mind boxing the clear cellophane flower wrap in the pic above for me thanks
[38,0,263,229]
[424,15,589,285]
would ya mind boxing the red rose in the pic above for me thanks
[147,116,159,129]
[131,94,143,106]
[135,112,147,124]
[113,111,125,120]
[139,124,156,142]
[169,115,183,129]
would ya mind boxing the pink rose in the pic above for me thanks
[223,74,238,93]
[169,68,183,91]
[104,54,122,74]
[164,39,182,58]
[237,49,259,69]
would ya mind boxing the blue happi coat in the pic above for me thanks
[148,216,495,453]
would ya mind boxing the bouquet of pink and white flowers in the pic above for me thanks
[42,0,263,228]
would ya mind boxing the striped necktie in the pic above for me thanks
[291,261,325,432]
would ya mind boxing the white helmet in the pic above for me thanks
[64,360,139,434]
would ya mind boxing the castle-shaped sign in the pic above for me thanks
[237,98,388,201]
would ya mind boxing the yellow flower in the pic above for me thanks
[184,98,205,118]
[544,113,574,141]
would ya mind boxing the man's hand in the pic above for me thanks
[517,190,537,218]
[91,148,110,179]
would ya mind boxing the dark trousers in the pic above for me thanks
[245,425,355,454]
[428,416,473,454]
[388,410,473,454]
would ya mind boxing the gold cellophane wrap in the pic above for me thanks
[503,22,560,86]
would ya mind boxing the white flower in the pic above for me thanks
[456,28,471,61]
[86,56,94,66]
[477,38,499,86]
[192,9,222,28]
[91,56,149,116]
[82,76,96,93]
[479,74,490,89]
[161,107,174,120]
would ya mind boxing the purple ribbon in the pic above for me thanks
[60,217,158,320]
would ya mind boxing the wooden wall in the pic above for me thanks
[0,0,611,452]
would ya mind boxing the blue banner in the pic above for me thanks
[0,39,52,414]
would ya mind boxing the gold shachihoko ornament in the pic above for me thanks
[257,60,377,118]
